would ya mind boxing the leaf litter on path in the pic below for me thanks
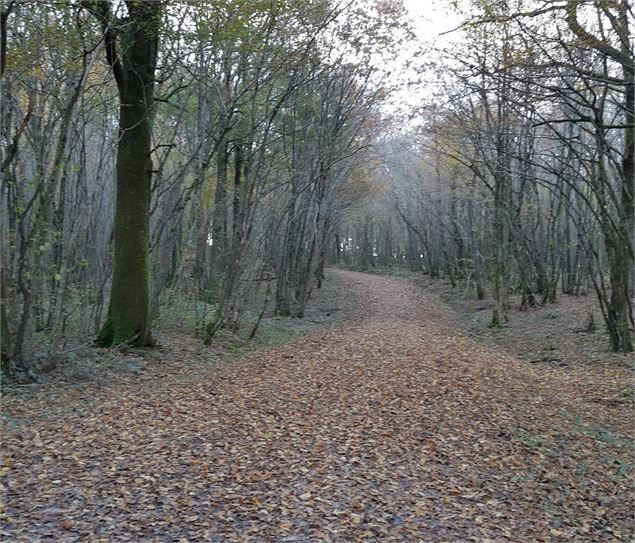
[1,270,633,542]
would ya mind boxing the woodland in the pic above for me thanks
[0,0,633,541]
[1,0,634,371]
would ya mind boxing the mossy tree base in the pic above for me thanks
[96,316,153,348]
[488,308,507,329]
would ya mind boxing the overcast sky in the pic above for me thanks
[402,0,462,43]
[385,0,462,113]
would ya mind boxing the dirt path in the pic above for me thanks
[2,270,632,542]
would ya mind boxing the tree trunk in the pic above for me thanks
[94,1,161,347]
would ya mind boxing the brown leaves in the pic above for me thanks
[1,270,633,542]
[58,519,74,530]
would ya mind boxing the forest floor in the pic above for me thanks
[411,273,632,373]
[1,270,633,542]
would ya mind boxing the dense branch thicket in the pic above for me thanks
[0,0,411,378]
[341,0,634,352]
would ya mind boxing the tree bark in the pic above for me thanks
[91,0,161,347]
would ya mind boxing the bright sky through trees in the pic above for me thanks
[388,0,462,111]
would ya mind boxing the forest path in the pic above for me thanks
[2,270,632,542]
